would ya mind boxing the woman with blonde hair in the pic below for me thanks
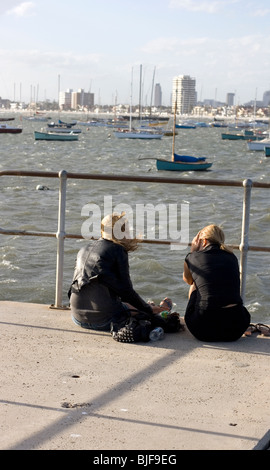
[69,212,163,331]
[183,224,250,342]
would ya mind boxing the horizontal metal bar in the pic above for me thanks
[1,228,269,252]
[1,169,270,188]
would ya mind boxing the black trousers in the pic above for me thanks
[184,291,251,342]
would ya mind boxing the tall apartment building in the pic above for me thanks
[226,93,235,106]
[59,89,73,110]
[59,88,94,110]
[154,83,162,107]
[71,89,94,109]
[172,75,196,114]
[262,90,270,107]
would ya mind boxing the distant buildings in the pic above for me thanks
[262,90,270,107]
[172,75,196,114]
[154,83,162,107]
[59,88,94,110]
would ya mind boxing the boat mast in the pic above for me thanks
[129,68,133,131]
[172,84,178,161]
[149,66,156,120]
[139,64,142,124]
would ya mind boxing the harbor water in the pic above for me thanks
[0,113,269,324]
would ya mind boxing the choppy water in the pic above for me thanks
[0,113,269,323]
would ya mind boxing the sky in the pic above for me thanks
[0,0,270,106]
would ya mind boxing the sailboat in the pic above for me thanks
[114,66,163,140]
[155,90,212,171]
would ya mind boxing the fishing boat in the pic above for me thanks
[34,131,78,141]
[0,124,22,134]
[265,146,270,157]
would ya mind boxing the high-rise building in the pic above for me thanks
[262,90,270,107]
[59,89,73,109]
[154,83,162,107]
[71,89,94,109]
[172,75,196,114]
[226,93,235,106]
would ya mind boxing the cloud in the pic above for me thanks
[0,48,102,69]
[169,0,239,14]
[7,2,35,17]
[141,37,208,54]
[252,8,270,17]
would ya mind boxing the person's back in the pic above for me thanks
[185,244,242,308]
[183,225,250,342]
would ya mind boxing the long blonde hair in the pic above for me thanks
[198,224,232,253]
[101,212,141,252]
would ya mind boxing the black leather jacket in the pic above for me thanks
[69,238,152,314]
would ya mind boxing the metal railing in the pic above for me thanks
[1,169,270,308]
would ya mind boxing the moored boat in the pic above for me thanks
[222,129,266,141]
[34,131,78,141]
[0,124,22,134]
[47,124,81,134]
[156,159,212,171]
[114,128,163,139]
[176,121,196,129]
[265,146,270,157]
[247,137,270,151]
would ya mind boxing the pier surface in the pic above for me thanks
[0,301,269,451]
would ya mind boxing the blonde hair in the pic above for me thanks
[101,212,141,252]
[198,224,233,253]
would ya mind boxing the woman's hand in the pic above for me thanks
[151,305,164,314]
[191,233,201,252]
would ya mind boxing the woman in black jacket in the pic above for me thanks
[183,224,250,342]
[69,212,163,331]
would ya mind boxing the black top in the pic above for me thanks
[185,244,242,309]
[70,238,152,316]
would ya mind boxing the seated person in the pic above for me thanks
[183,224,250,342]
[69,212,163,331]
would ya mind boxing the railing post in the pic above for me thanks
[53,170,67,308]
[239,178,252,304]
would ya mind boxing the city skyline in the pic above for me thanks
[1,0,270,106]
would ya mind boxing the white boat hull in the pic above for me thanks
[247,138,270,151]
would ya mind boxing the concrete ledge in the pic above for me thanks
[0,301,269,451]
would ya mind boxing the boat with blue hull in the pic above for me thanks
[156,158,212,171]
[155,90,212,171]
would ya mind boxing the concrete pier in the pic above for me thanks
[0,301,269,451]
